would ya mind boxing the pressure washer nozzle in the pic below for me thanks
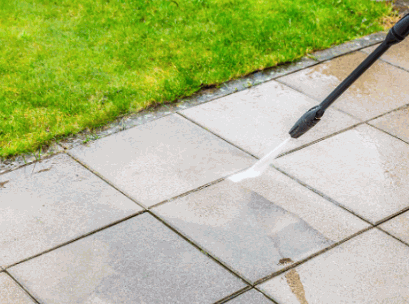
[289,106,324,139]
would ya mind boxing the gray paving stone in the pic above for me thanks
[153,167,368,283]
[68,114,255,207]
[274,124,409,224]
[277,51,409,120]
[8,213,246,304]
[0,153,142,267]
[0,273,36,304]
[225,289,274,303]
[182,80,359,158]
[259,229,409,304]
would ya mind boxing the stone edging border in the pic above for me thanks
[0,31,387,175]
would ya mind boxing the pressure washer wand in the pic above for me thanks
[289,14,409,139]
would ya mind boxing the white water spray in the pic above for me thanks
[228,137,292,183]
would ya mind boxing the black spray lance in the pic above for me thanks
[229,15,409,183]
[289,14,409,139]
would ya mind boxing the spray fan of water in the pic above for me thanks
[228,137,292,183]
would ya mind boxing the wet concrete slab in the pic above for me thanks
[0,153,142,268]
[379,211,409,244]
[68,114,255,207]
[277,51,409,120]
[361,39,409,71]
[369,105,409,143]
[8,213,246,304]
[181,81,359,158]
[153,167,368,283]
[259,229,409,304]
[225,289,273,303]
[274,124,409,224]
[0,273,35,304]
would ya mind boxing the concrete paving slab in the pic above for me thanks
[0,273,35,304]
[8,213,246,304]
[274,124,409,224]
[379,211,409,244]
[369,105,409,143]
[0,153,142,268]
[277,51,409,120]
[362,39,409,71]
[259,229,409,304]
[225,289,274,303]
[181,81,359,158]
[153,167,368,283]
[68,114,255,207]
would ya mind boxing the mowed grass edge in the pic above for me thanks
[0,0,393,157]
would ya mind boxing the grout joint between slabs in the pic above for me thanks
[366,122,409,146]
[149,176,226,210]
[148,210,253,286]
[213,286,254,304]
[374,205,409,227]
[66,152,148,210]
[376,226,409,248]
[176,112,259,159]
[252,286,280,304]
[4,270,41,304]
[271,165,375,226]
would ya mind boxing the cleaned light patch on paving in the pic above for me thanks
[181,80,359,158]
[277,51,409,120]
[8,213,246,304]
[362,38,409,71]
[0,273,35,304]
[153,167,368,283]
[274,124,409,224]
[380,211,409,244]
[259,229,409,304]
[0,154,142,268]
[68,114,255,207]
[225,289,274,303]
[369,105,409,143]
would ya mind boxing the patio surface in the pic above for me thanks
[1,34,409,303]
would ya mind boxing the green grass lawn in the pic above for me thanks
[0,0,392,157]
